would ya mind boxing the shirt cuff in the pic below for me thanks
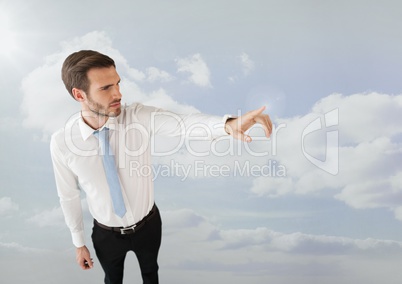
[221,114,237,135]
[222,114,235,124]
[71,230,86,248]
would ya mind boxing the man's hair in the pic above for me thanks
[61,50,116,99]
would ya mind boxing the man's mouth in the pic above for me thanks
[109,100,121,107]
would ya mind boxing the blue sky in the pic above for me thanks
[1,1,402,283]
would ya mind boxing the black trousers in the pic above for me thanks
[92,206,162,284]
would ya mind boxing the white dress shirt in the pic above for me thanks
[50,103,229,247]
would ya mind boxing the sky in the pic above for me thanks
[1,0,402,283]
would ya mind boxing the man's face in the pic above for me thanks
[84,66,122,117]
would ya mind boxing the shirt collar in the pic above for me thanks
[78,115,118,141]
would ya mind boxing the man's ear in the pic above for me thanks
[72,88,86,102]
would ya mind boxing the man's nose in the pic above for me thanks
[112,86,122,99]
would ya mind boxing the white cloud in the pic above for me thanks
[20,53,76,134]
[335,178,402,211]
[27,206,65,228]
[146,67,174,82]
[163,208,402,255]
[310,93,402,145]
[126,68,146,81]
[238,93,402,219]
[250,176,294,198]
[158,208,402,284]
[27,199,90,228]
[219,227,402,254]
[176,53,212,88]
[0,197,19,216]
[140,88,199,114]
[0,241,48,254]
[126,66,173,83]
[0,240,100,283]
[4,206,402,284]
[239,52,255,75]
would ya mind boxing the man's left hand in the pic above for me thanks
[225,106,272,142]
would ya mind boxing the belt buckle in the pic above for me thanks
[120,224,136,235]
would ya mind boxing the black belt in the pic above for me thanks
[94,204,156,235]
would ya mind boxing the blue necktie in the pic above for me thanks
[94,128,127,218]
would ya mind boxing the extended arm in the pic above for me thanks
[133,103,272,141]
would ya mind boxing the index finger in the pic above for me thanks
[247,106,266,118]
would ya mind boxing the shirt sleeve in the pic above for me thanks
[133,104,232,138]
[50,134,85,248]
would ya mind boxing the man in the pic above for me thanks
[50,50,272,284]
